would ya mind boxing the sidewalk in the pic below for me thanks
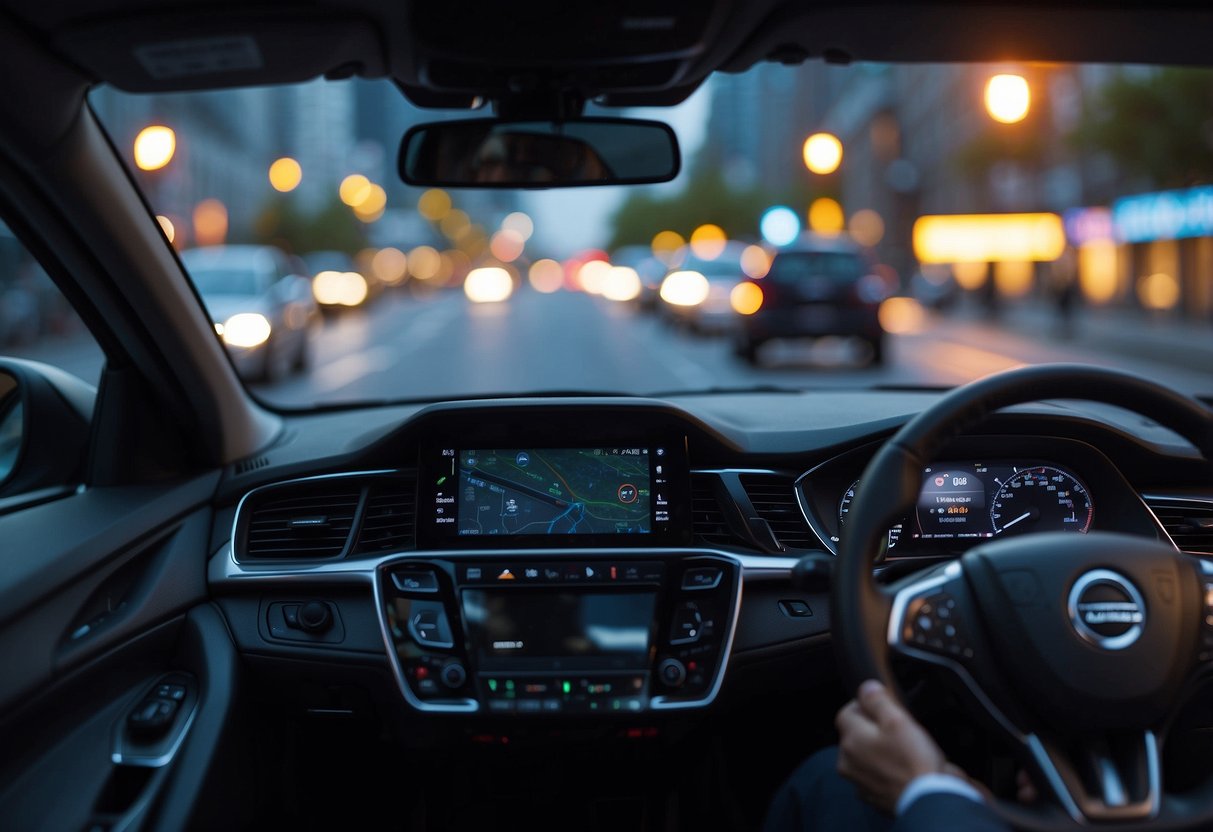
[944,298,1213,373]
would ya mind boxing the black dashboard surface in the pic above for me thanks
[204,390,1212,726]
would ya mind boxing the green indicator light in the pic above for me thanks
[505,680,515,691]
[562,681,571,694]
[488,679,497,692]
[590,702,598,710]
[612,699,621,710]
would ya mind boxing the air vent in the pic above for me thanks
[354,476,417,554]
[234,454,270,475]
[1145,497,1213,555]
[739,474,817,550]
[241,481,362,560]
[691,474,740,547]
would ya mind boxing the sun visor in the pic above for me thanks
[53,11,387,91]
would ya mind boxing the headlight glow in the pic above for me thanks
[221,313,272,348]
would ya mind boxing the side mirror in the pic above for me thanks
[0,359,95,499]
[399,117,680,188]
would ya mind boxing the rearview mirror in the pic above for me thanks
[399,117,680,188]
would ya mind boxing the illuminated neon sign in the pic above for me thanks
[1113,186,1213,243]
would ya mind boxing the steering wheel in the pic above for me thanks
[835,364,1213,831]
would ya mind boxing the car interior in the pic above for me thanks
[1,1,1213,831]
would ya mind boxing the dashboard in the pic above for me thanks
[207,393,1213,726]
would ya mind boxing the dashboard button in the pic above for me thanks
[659,658,687,688]
[408,601,455,649]
[682,567,723,590]
[778,600,813,618]
[392,568,440,593]
[669,602,703,645]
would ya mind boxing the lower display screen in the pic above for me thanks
[462,590,656,672]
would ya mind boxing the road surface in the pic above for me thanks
[9,287,1213,404]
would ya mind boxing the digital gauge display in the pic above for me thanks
[838,461,1093,550]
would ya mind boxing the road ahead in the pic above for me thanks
[258,287,1213,405]
[10,286,1213,403]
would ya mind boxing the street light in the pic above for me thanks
[268,157,302,192]
[803,132,843,175]
[133,125,176,171]
[984,74,1030,124]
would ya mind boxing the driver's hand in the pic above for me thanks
[834,680,949,813]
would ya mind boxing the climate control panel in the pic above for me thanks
[377,553,739,714]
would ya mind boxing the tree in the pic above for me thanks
[1072,68,1213,190]
[606,168,818,251]
[253,195,366,256]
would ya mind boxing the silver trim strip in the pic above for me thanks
[1025,734,1085,822]
[652,555,743,711]
[211,542,794,584]
[373,564,478,714]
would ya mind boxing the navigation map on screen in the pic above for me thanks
[457,447,651,535]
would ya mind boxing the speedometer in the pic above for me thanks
[990,467,1092,536]
[839,479,902,549]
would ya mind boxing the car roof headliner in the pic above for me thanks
[3,0,1213,107]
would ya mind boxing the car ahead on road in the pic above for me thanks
[735,236,889,365]
[2,3,1213,832]
[659,242,748,334]
[610,244,668,310]
[303,249,375,311]
[182,245,317,382]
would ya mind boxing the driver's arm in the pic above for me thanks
[837,680,1009,831]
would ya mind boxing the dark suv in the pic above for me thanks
[735,236,888,365]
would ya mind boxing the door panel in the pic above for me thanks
[0,473,241,831]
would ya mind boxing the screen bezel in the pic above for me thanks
[416,436,692,549]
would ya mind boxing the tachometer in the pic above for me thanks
[839,479,902,549]
[990,467,1092,536]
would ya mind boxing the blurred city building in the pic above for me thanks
[697,62,1213,322]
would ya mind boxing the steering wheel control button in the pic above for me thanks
[905,593,972,659]
[1067,569,1145,650]
[659,658,687,688]
[682,567,723,590]
[391,568,440,593]
[778,600,813,618]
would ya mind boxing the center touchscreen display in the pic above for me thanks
[462,590,656,671]
[426,446,678,537]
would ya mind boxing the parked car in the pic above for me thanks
[182,245,318,382]
[735,235,889,365]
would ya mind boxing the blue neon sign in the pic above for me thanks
[1113,186,1213,243]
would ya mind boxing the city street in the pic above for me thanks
[17,287,1210,404]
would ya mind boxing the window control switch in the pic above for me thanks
[127,697,180,738]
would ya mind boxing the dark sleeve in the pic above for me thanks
[890,793,1010,832]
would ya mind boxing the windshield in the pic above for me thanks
[81,64,1213,405]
